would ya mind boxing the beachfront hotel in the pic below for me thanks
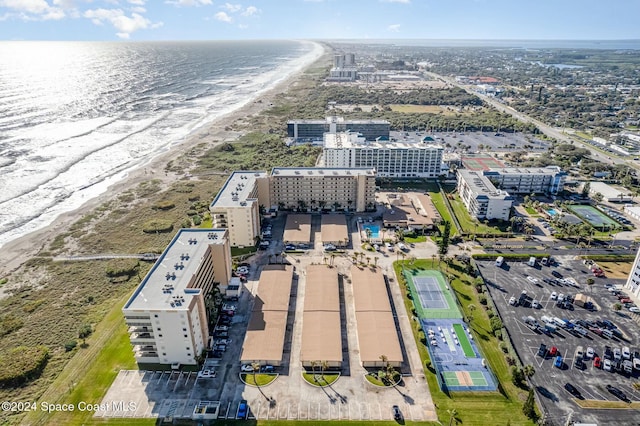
[287,116,390,141]
[457,169,514,221]
[625,247,640,300]
[483,166,567,195]
[211,167,376,246]
[322,132,444,178]
[122,229,232,367]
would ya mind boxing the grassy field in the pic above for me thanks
[595,260,633,279]
[422,182,457,235]
[242,373,277,387]
[524,206,539,216]
[448,195,507,235]
[302,373,340,386]
[393,258,535,426]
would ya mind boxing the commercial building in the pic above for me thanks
[586,181,632,203]
[624,247,640,300]
[122,229,232,367]
[287,116,390,141]
[350,266,403,368]
[240,265,294,366]
[270,167,376,213]
[457,170,514,221]
[483,166,566,195]
[211,168,375,247]
[327,53,358,82]
[301,265,342,368]
[382,192,441,231]
[323,133,444,178]
[209,171,270,247]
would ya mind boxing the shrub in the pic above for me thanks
[479,294,487,305]
[490,316,503,332]
[523,389,536,419]
[152,200,175,210]
[511,366,524,386]
[500,342,508,353]
[0,314,24,337]
[64,340,78,352]
[192,215,202,226]
[142,219,174,233]
[494,329,503,340]
[105,259,139,278]
[0,277,8,286]
[0,346,49,388]
[78,324,93,340]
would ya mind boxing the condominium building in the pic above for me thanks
[625,247,640,300]
[327,53,358,82]
[457,170,514,221]
[287,116,390,141]
[122,229,232,367]
[483,166,566,195]
[323,133,444,178]
[209,171,270,247]
[270,167,376,212]
[211,168,376,246]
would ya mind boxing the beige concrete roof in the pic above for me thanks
[355,311,403,364]
[320,214,349,244]
[300,311,343,363]
[252,264,293,312]
[382,194,434,227]
[414,193,441,222]
[240,310,288,363]
[350,266,392,312]
[283,214,312,243]
[304,265,339,312]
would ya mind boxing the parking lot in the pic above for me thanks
[478,256,640,425]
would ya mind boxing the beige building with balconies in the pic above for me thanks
[122,229,232,367]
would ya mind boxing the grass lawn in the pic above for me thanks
[524,206,539,216]
[302,373,340,386]
[231,246,258,257]
[241,373,277,386]
[199,217,213,228]
[594,261,633,279]
[422,182,457,236]
[27,295,137,426]
[393,258,535,426]
[448,195,507,235]
[405,235,427,243]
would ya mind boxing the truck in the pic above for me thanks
[528,257,536,267]
[495,256,504,267]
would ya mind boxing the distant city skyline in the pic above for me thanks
[0,0,639,41]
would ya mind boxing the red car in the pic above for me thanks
[549,346,558,356]
[593,356,602,368]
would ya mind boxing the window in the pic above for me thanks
[154,314,158,318]
[184,334,188,338]
[187,353,191,357]
[158,334,163,337]
[162,352,166,356]
[183,328,187,332]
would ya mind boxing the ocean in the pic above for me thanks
[0,40,323,249]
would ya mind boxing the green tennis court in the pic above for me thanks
[442,371,461,386]
[469,371,489,386]
[453,323,475,357]
[404,269,462,319]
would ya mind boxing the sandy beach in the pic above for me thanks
[0,43,328,278]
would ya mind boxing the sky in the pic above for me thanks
[0,0,639,41]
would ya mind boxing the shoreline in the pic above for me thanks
[0,41,327,278]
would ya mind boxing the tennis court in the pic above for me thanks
[461,155,505,171]
[567,205,620,228]
[404,270,462,319]
[453,323,475,357]
[442,371,489,387]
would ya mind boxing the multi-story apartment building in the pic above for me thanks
[483,166,566,195]
[210,168,376,246]
[122,229,232,367]
[457,170,514,221]
[209,171,270,247]
[287,116,390,141]
[625,247,640,300]
[323,132,444,178]
[270,167,376,212]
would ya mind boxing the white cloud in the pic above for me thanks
[381,0,410,3]
[84,8,161,38]
[241,5,258,16]
[238,23,247,29]
[387,24,401,32]
[165,0,212,6]
[131,6,146,13]
[128,0,146,5]
[222,3,241,12]
[214,11,232,22]
[0,0,66,20]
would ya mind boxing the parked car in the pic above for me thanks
[260,365,275,373]
[538,343,547,357]
[508,296,517,306]
[629,306,640,313]
[237,400,248,419]
[586,347,594,358]
[593,356,602,369]
[197,369,216,379]
[392,405,402,421]
[604,359,613,371]
[550,292,557,300]
[606,385,629,402]
[554,355,563,368]
[241,364,255,372]
[549,346,558,357]
[564,383,583,399]
[622,347,631,360]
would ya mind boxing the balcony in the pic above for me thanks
[130,332,155,345]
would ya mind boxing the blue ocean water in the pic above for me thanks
[0,40,323,247]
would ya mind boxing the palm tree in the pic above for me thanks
[351,254,358,264]
[251,362,261,387]
[431,253,436,268]
[468,303,477,323]
[321,360,330,383]
[447,408,459,426]
[373,256,379,268]
[310,360,319,382]
[366,256,371,266]
[365,227,372,242]
[523,364,536,383]
[330,253,336,267]
[586,277,595,293]
[322,256,327,265]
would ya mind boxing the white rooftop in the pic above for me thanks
[209,171,267,208]
[324,132,443,150]
[271,167,375,177]
[459,169,511,198]
[588,181,631,199]
[124,229,227,311]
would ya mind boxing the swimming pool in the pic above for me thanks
[362,223,380,238]
[547,209,558,216]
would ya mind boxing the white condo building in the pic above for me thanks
[457,170,514,221]
[483,166,567,195]
[323,132,444,178]
[625,247,640,300]
[122,229,232,367]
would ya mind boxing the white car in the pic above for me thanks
[629,306,640,313]
[614,348,622,361]
[241,364,255,372]
[623,346,631,360]
[236,267,249,275]
[385,242,393,251]
[550,292,557,300]
[532,299,540,309]
[586,347,594,358]
[526,276,538,283]
[604,359,612,371]
[198,369,216,378]
[558,293,565,302]
[508,296,517,306]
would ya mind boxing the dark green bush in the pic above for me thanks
[142,219,174,233]
[0,346,49,388]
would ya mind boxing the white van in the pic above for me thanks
[553,317,567,328]
[528,257,536,267]
[576,346,584,359]
[495,256,505,267]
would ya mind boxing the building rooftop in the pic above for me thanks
[382,194,437,227]
[209,170,267,209]
[304,265,339,312]
[458,170,510,199]
[240,310,288,363]
[588,181,631,199]
[351,266,392,312]
[485,166,565,175]
[283,214,312,243]
[124,229,228,311]
[355,311,403,364]
[271,167,375,177]
[320,215,349,245]
[324,133,444,150]
[287,117,389,125]
[300,311,343,363]
[251,264,294,312]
